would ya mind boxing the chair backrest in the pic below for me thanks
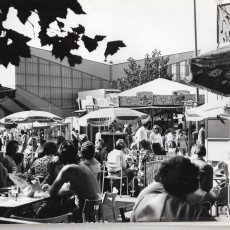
[119,204,134,222]
[102,192,117,207]
[10,213,73,223]
[82,198,103,223]
[144,160,162,186]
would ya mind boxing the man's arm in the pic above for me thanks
[49,165,69,196]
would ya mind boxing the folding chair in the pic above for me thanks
[102,192,117,222]
[82,198,103,223]
[102,161,128,197]
[11,212,73,223]
[118,204,134,222]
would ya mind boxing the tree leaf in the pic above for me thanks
[82,35,98,52]
[104,40,126,60]
[67,53,82,66]
[95,35,106,42]
[72,24,85,34]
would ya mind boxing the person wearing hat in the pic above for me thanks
[107,139,127,177]
[149,125,163,155]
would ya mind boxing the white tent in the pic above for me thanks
[119,78,205,97]
[185,99,230,121]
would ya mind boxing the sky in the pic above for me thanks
[0,0,228,86]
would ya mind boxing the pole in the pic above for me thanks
[193,0,199,132]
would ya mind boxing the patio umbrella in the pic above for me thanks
[77,107,150,127]
[188,45,230,96]
[0,110,63,123]
[185,100,230,121]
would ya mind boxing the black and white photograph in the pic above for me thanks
[0,0,230,228]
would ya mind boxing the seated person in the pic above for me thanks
[3,140,23,173]
[49,161,101,222]
[0,162,8,188]
[131,156,215,222]
[59,140,80,165]
[41,155,64,188]
[214,152,230,184]
[79,141,101,179]
[29,141,57,178]
[107,139,127,177]
[191,144,213,193]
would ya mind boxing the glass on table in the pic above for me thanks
[9,185,19,201]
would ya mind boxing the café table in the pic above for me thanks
[0,191,50,217]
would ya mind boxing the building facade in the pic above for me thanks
[0,47,197,118]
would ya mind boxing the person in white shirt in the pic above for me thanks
[95,127,103,144]
[134,123,148,148]
[149,125,163,155]
[107,139,127,177]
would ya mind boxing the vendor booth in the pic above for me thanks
[77,107,150,152]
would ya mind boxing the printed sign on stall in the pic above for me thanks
[136,91,153,106]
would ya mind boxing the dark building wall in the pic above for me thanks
[15,55,112,117]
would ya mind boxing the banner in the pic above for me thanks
[172,90,190,105]
[105,93,119,107]
[136,91,153,106]
[217,4,230,44]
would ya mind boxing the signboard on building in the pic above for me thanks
[105,93,119,107]
[172,90,190,105]
[136,91,153,106]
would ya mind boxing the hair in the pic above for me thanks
[115,139,125,150]
[81,141,95,160]
[177,129,183,135]
[59,140,78,164]
[143,122,148,127]
[40,139,47,146]
[194,144,206,157]
[6,140,19,156]
[56,136,66,147]
[200,124,205,128]
[140,139,151,150]
[159,156,199,197]
[43,141,57,156]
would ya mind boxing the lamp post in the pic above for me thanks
[193,0,199,132]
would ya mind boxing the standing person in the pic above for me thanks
[134,122,148,148]
[123,124,133,148]
[71,128,79,152]
[149,125,163,155]
[175,129,188,154]
[198,124,205,146]
[164,128,174,153]
[95,127,103,144]
[20,130,28,154]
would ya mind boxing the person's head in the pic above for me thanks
[153,125,160,133]
[158,156,199,197]
[6,140,19,156]
[56,136,66,147]
[177,129,183,135]
[79,134,88,144]
[142,122,148,129]
[21,130,26,135]
[59,140,77,164]
[200,124,205,129]
[39,139,47,147]
[99,127,104,133]
[81,141,95,160]
[72,128,75,132]
[115,139,125,150]
[130,142,138,150]
[194,144,206,157]
[47,156,64,177]
[43,141,57,156]
[139,139,150,150]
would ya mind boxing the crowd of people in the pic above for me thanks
[0,121,228,222]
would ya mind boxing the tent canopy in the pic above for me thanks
[119,78,205,97]
[188,45,230,96]
[185,99,230,121]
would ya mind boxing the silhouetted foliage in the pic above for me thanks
[118,49,172,91]
[0,0,126,67]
